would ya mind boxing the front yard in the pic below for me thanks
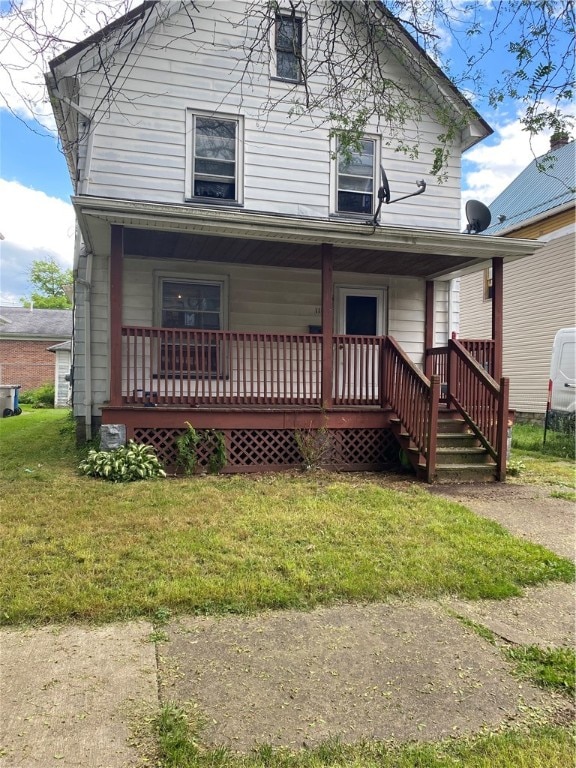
[1,410,573,626]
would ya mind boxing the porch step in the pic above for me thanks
[419,463,497,483]
[390,414,497,483]
[407,445,493,466]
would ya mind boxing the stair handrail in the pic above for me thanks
[383,336,440,480]
[447,337,509,480]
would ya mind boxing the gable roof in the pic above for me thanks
[486,140,576,236]
[0,307,72,339]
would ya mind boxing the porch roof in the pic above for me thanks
[72,196,542,280]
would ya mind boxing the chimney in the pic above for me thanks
[550,131,570,151]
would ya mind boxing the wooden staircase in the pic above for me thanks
[391,408,498,483]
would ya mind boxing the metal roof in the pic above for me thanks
[0,307,72,339]
[486,140,575,235]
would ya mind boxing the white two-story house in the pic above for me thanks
[47,0,539,480]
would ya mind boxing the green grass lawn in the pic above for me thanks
[153,708,574,768]
[1,410,573,625]
[510,423,575,489]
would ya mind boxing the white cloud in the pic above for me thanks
[0,179,75,304]
[0,179,75,261]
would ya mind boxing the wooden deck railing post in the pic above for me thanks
[426,375,440,482]
[447,339,456,409]
[492,257,504,381]
[109,225,124,406]
[424,281,435,378]
[496,376,510,481]
[321,243,334,408]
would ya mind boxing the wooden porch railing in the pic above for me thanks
[426,338,495,398]
[382,336,440,482]
[121,326,383,407]
[122,327,323,406]
[333,334,382,406]
[447,337,509,480]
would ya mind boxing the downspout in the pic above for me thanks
[76,246,93,441]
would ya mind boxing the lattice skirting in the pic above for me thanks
[131,426,398,473]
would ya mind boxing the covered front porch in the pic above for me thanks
[74,199,538,480]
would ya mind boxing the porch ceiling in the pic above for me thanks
[122,228,469,277]
[73,196,542,280]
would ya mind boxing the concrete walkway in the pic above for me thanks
[1,484,574,767]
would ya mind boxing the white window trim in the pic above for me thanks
[185,110,244,205]
[335,286,387,335]
[154,271,229,331]
[331,134,382,217]
[269,8,307,83]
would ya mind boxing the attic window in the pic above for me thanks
[275,14,303,81]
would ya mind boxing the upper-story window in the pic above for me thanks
[186,112,243,203]
[484,267,493,301]
[275,13,303,81]
[336,138,379,215]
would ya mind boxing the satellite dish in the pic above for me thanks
[465,200,491,234]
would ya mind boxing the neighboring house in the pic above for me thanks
[459,138,575,422]
[47,0,540,479]
[0,307,72,402]
[47,340,73,407]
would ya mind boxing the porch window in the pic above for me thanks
[187,113,242,202]
[161,280,222,330]
[275,13,303,81]
[160,279,224,377]
[336,138,378,215]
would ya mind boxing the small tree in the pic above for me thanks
[20,258,73,309]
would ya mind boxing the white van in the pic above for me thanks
[546,328,576,431]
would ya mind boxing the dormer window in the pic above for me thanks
[336,138,379,215]
[275,13,303,81]
[185,111,244,204]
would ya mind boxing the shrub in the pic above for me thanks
[18,383,55,408]
[79,441,166,482]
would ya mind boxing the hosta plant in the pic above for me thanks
[79,441,166,482]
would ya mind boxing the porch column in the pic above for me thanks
[321,242,334,408]
[424,280,434,377]
[492,256,503,381]
[109,225,124,406]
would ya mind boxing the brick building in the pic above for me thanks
[0,307,72,393]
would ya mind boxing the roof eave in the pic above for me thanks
[71,195,542,280]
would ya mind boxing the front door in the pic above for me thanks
[337,287,386,336]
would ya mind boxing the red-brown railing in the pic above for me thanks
[447,337,508,480]
[122,327,323,406]
[460,338,495,377]
[332,335,382,406]
[426,346,448,403]
[121,327,382,407]
[383,336,440,481]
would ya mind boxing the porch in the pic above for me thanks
[104,326,507,481]
[72,202,539,481]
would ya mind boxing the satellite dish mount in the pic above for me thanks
[372,166,427,225]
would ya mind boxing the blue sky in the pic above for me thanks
[0,1,571,305]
